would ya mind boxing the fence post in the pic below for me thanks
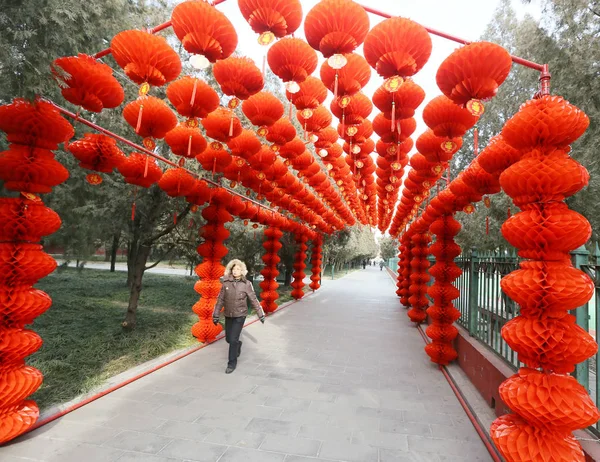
[468,247,479,336]
[571,244,591,391]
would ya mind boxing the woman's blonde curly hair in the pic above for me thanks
[224,259,248,277]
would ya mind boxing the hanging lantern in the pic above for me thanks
[242,92,285,127]
[304,0,370,57]
[213,56,264,101]
[171,0,237,63]
[422,95,479,138]
[373,78,425,120]
[285,76,328,110]
[158,168,197,197]
[166,76,220,119]
[297,105,332,133]
[267,37,318,83]
[227,129,262,159]
[320,52,371,97]
[437,41,512,112]
[51,54,124,112]
[122,96,178,140]
[117,152,163,188]
[363,17,432,79]
[265,118,297,146]
[201,107,242,143]
[238,0,302,39]
[110,30,181,87]
[68,133,125,174]
[164,122,207,158]
[330,92,372,126]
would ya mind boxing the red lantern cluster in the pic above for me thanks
[309,236,323,290]
[238,0,302,39]
[0,99,73,444]
[397,236,411,305]
[260,225,283,313]
[192,189,233,342]
[291,234,308,299]
[68,133,126,177]
[425,215,462,365]
[489,95,599,461]
[407,229,430,323]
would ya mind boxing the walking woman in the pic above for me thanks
[213,259,265,374]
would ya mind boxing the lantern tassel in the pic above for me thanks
[190,79,198,107]
[187,135,193,157]
[474,127,479,157]
[334,72,339,99]
[391,101,396,132]
[486,215,490,235]
[136,105,144,134]
[507,206,511,219]
[131,201,136,221]
[288,101,293,121]
[229,112,234,137]
[341,112,345,137]
[262,54,267,79]
[213,158,217,179]
[143,155,150,178]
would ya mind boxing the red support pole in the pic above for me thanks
[93,0,231,60]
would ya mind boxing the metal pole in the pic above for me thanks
[468,247,480,336]
[571,244,591,391]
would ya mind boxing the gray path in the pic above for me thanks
[2,266,492,462]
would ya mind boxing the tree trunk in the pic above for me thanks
[284,265,292,286]
[122,243,151,331]
[110,231,121,272]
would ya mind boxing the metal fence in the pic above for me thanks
[390,244,600,435]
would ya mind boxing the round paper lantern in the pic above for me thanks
[0,99,74,150]
[238,0,302,38]
[110,30,181,86]
[171,0,237,62]
[373,114,416,143]
[227,129,262,159]
[213,57,264,100]
[165,122,207,158]
[122,96,178,139]
[422,95,479,138]
[0,197,61,243]
[363,17,432,79]
[416,129,463,163]
[166,76,220,119]
[260,226,283,312]
[117,152,163,188]
[265,118,297,146]
[297,105,332,133]
[242,92,284,127]
[68,133,125,172]
[304,0,369,57]
[330,92,372,126]
[477,134,521,175]
[51,54,124,112]
[309,237,323,290]
[267,37,318,83]
[201,107,242,142]
[320,53,371,97]
[158,168,196,197]
[196,144,233,173]
[437,41,512,109]
[286,76,328,110]
[372,79,425,120]
[291,234,308,299]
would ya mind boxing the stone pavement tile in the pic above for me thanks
[150,420,212,441]
[379,418,432,436]
[318,440,379,462]
[296,423,353,443]
[403,410,461,426]
[259,434,321,457]
[194,412,253,430]
[244,417,300,436]
[308,401,358,417]
[379,447,440,462]
[152,403,206,422]
[116,454,184,462]
[24,419,121,444]
[233,403,284,419]
[279,409,330,425]
[407,435,492,459]
[334,393,380,409]
[157,439,227,461]
[60,402,121,425]
[102,430,172,454]
[352,430,410,451]
[144,392,194,407]
[429,423,484,442]
[266,396,312,412]
[283,456,338,462]
[102,413,168,432]
[217,446,286,462]
[327,415,380,432]
[220,391,268,405]
[438,453,494,461]
[203,428,266,448]
[47,442,124,462]
[2,456,40,462]
[1,436,79,460]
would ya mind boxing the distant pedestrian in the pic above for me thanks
[380,261,384,271]
[362,260,366,269]
[213,259,265,374]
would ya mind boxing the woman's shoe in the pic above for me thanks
[225,366,235,374]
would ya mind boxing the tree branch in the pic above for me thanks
[590,6,600,17]
[144,244,177,271]
[144,203,192,245]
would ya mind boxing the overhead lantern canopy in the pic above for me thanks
[237,0,303,44]
[436,41,512,116]
[171,0,238,68]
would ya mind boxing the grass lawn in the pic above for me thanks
[28,268,296,411]
[322,267,360,280]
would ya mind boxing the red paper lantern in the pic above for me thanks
[227,129,262,159]
[297,105,332,133]
[68,133,125,172]
[242,92,284,127]
[363,17,432,79]
[372,79,425,120]
[304,0,370,57]
[158,168,196,197]
[437,41,512,108]
[238,0,302,38]
[286,76,328,110]
[117,152,163,188]
[309,236,323,290]
[171,0,237,62]
[267,37,318,83]
[260,226,283,312]
[111,30,181,86]
[166,76,220,119]
[330,92,372,125]
[165,122,207,158]
[320,52,371,97]
[201,107,243,142]
[213,57,264,100]
[196,144,233,173]
[122,96,178,139]
[265,118,297,146]
[0,197,61,243]
[51,54,124,112]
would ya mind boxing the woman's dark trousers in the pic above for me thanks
[225,316,246,368]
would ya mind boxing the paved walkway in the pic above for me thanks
[3,267,493,462]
